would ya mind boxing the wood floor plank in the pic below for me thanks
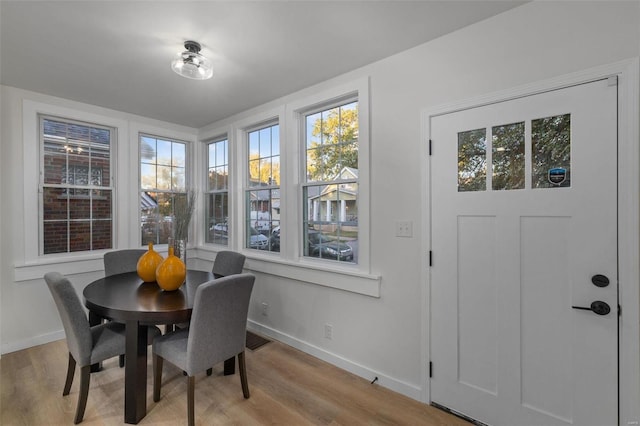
[1,338,469,425]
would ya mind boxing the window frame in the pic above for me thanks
[244,120,281,253]
[202,77,378,296]
[289,78,371,274]
[138,132,191,247]
[19,101,129,277]
[39,114,115,255]
[204,135,230,246]
[300,97,359,264]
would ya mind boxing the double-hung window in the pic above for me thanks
[205,137,229,245]
[40,116,114,254]
[302,100,358,263]
[139,134,188,245]
[245,122,280,252]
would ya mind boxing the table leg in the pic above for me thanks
[88,311,102,372]
[223,357,235,375]
[124,320,148,424]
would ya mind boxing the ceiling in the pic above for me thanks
[0,1,525,128]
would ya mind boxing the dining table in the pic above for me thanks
[83,269,234,424]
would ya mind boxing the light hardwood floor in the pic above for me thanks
[1,337,469,425]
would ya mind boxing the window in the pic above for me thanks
[302,100,358,263]
[245,123,280,252]
[40,116,114,254]
[139,134,188,245]
[205,137,229,245]
[457,114,571,192]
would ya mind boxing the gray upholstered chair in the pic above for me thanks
[104,249,147,277]
[173,250,246,338]
[152,273,255,426]
[44,272,159,424]
[212,250,246,277]
[102,248,148,366]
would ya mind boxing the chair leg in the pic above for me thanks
[119,354,125,368]
[238,351,250,399]
[206,367,213,376]
[153,354,163,402]
[63,353,76,396]
[74,365,91,424]
[187,375,195,426]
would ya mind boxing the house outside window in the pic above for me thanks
[245,123,280,252]
[206,137,229,245]
[40,116,113,254]
[302,100,358,263]
[139,134,188,245]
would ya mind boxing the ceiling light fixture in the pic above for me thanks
[171,40,213,80]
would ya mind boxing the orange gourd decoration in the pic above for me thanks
[155,247,186,291]
[137,242,164,282]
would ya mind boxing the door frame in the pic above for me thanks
[420,58,639,425]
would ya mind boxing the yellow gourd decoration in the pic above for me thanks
[137,242,164,282]
[155,247,186,291]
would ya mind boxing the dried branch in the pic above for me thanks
[173,190,196,241]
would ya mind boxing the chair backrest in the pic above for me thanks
[44,272,93,366]
[186,273,255,375]
[212,250,246,277]
[104,249,147,277]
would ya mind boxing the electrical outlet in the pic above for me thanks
[261,302,268,316]
[395,221,413,237]
[324,323,333,340]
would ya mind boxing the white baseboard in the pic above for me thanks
[1,330,64,355]
[247,320,423,402]
[4,321,424,404]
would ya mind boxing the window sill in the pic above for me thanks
[14,253,108,282]
[194,245,381,298]
[13,246,172,282]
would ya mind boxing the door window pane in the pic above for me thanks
[458,128,487,192]
[492,122,525,190]
[532,114,571,188]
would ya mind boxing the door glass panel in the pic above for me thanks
[492,122,525,190]
[458,128,487,192]
[532,114,571,188]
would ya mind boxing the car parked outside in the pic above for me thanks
[307,230,353,261]
[248,227,269,250]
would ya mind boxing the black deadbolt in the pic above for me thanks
[592,274,610,288]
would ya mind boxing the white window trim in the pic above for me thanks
[194,77,379,297]
[201,133,231,248]
[136,131,193,248]
[198,125,235,249]
[233,106,285,254]
[15,100,128,281]
[131,124,196,249]
[287,76,372,276]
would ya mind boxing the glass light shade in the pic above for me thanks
[171,50,213,80]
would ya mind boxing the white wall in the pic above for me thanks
[1,0,639,408]
[0,86,198,350]
[200,0,640,399]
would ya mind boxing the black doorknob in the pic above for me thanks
[572,301,611,316]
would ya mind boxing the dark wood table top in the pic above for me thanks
[83,270,215,325]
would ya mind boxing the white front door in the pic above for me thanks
[430,78,618,426]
